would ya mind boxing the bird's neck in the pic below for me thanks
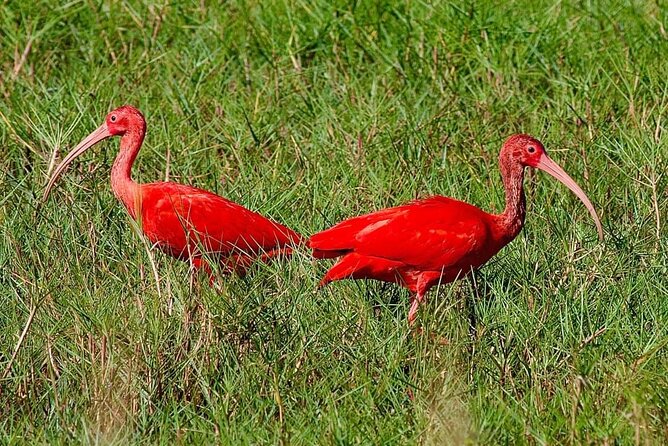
[496,160,526,241]
[111,128,144,219]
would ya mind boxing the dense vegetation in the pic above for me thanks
[1,1,666,443]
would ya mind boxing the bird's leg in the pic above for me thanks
[405,291,423,401]
[190,257,219,290]
[408,290,449,345]
[188,258,198,295]
[466,273,480,339]
[465,273,484,383]
[407,291,424,327]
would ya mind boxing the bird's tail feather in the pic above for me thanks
[319,253,404,288]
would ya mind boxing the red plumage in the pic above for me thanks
[43,105,301,276]
[137,182,301,273]
[310,197,499,300]
[309,135,603,325]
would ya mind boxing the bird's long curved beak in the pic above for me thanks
[42,124,112,202]
[535,153,604,241]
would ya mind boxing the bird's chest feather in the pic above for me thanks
[137,197,201,255]
[136,192,250,257]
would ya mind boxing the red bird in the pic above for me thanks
[309,135,603,325]
[43,105,302,276]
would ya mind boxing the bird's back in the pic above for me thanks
[137,182,302,259]
[309,196,502,291]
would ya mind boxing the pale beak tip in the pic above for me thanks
[41,182,56,203]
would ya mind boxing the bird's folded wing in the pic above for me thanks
[310,196,491,271]
[140,182,300,254]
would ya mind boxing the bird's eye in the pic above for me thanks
[527,146,536,153]
[110,115,117,122]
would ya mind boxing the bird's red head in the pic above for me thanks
[105,105,146,136]
[499,133,603,240]
[42,104,147,202]
[502,134,547,168]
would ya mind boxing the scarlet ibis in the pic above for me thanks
[309,134,603,325]
[43,105,302,276]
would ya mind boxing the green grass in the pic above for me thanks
[1,0,667,444]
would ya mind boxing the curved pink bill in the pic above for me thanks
[42,124,112,202]
[535,153,604,241]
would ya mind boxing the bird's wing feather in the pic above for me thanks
[309,196,492,271]
[140,182,301,255]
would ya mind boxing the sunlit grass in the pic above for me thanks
[1,1,667,444]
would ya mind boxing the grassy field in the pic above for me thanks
[1,0,667,444]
